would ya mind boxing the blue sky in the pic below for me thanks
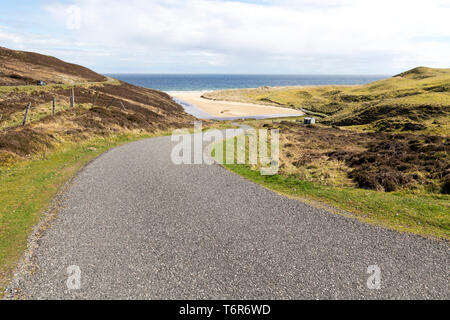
[1,0,449,74]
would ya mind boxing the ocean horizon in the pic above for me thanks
[105,74,390,92]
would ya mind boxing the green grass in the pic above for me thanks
[0,102,92,129]
[212,139,450,241]
[203,67,450,135]
[223,163,449,239]
[0,131,163,296]
[0,77,120,96]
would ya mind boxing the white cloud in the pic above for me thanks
[0,27,68,49]
[17,0,450,73]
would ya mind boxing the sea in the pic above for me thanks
[105,74,389,120]
[105,74,388,92]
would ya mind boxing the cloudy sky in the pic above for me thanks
[1,0,449,74]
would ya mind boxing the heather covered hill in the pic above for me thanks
[0,47,199,293]
[204,67,450,136]
[0,46,106,85]
[0,47,194,164]
[205,67,450,214]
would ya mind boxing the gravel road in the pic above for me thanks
[6,133,449,299]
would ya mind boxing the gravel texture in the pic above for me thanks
[6,134,449,299]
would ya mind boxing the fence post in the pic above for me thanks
[93,92,99,107]
[52,97,56,115]
[23,103,31,126]
[106,98,115,108]
[70,88,75,108]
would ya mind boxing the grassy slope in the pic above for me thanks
[0,46,107,85]
[224,164,449,240]
[203,67,450,136]
[212,138,449,241]
[205,68,449,240]
[0,79,120,130]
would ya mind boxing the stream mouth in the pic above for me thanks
[171,96,304,121]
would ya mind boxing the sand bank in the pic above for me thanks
[169,91,304,118]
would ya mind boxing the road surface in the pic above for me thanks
[6,133,449,299]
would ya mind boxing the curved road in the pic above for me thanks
[7,133,449,299]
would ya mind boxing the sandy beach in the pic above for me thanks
[169,91,304,118]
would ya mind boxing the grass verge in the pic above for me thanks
[212,139,449,241]
[0,122,233,297]
[0,131,164,296]
[223,164,449,240]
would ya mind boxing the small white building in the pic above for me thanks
[304,117,316,125]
